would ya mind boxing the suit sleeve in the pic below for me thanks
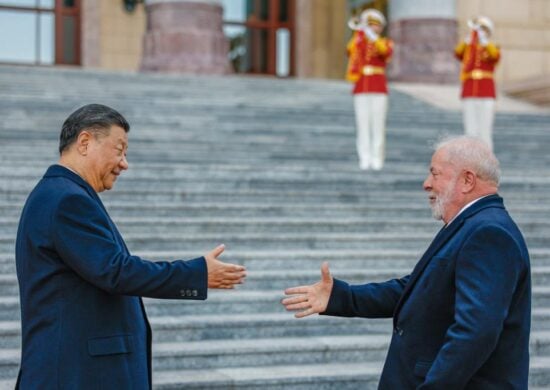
[418,225,525,389]
[52,192,208,299]
[322,275,410,318]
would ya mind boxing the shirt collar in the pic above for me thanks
[445,194,492,227]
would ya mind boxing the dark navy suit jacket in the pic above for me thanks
[15,165,208,389]
[324,194,531,389]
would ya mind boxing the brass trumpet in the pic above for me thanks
[348,16,365,31]
[467,18,478,30]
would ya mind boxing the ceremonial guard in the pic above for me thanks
[455,16,500,149]
[346,9,393,170]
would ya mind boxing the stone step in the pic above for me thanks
[2,232,550,253]
[0,202,436,219]
[0,250,534,273]
[1,358,549,390]
[0,157,387,174]
[4,263,550,312]
[0,232,435,253]
[3,174,550,192]
[3,247,545,272]
[0,334,390,379]
[6,248,550,275]
[0,249,426,274]
[5,278,550,320]
[0,112,546,134]
[0,106,537,134]
[0,362,382,390]
[3,202,550,222]
[2,303,550,349]
[0,314,392,349]
[528,356,550,387]
[0,217,443,236]
[3,185,550,204]
[3,217,550,236]
[0,133,427,148]
[0,128,546,153]
[0,144,546,169]
[131,355,550,389]
[2,333,550,382]
[2,283,550,321]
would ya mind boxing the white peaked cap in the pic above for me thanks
[360,9,386,27]
[476,16,494,34]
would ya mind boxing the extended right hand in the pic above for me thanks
[281,262,334,318]
[204,244,246,289]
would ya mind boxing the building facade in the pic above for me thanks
[0,0,549,88]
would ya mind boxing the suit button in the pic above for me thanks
[192,290,198,297]
[186,289,192,297]
[179,289,185,297]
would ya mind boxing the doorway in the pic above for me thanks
[222,0,295,77]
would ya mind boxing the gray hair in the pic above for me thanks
[434,135,500,186]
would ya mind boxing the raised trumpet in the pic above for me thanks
[467,18,478,30]
[348,16,365,31]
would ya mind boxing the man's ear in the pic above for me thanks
[462,170,476,193]
[76,131,92,156]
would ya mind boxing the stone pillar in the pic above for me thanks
[141,0,231,74]
[81,0,101,67]
[295,0,348,79]
[388,0,459,83]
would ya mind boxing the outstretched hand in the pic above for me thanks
[204,244,246,289]
[281,262,334,318]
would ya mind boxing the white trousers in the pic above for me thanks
[353,93,388,170]
[462,98,495,150]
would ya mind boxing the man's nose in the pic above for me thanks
[120,155,129,170]
[423,177,431,191]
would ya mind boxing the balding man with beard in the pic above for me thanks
[282,136,531,389]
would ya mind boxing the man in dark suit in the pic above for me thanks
[15,104,246,389]
[282,136,531,389]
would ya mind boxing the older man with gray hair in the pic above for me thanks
[283,136,531,389]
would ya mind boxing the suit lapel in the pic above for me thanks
[393,220,464,323]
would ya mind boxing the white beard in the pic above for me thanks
[430,181,456,221]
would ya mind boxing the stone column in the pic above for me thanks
[141,0,231,74]
[81,0,101,67]
[388,0,459,83]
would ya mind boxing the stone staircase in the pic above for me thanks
[1,65,550,389]
[504,76,550,107]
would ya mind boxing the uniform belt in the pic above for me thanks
[362,66,385,76]
[464,70,493,80]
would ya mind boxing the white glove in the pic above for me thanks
[464,34,471,44]
[364,27,379,41]
[477,29,489,46]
